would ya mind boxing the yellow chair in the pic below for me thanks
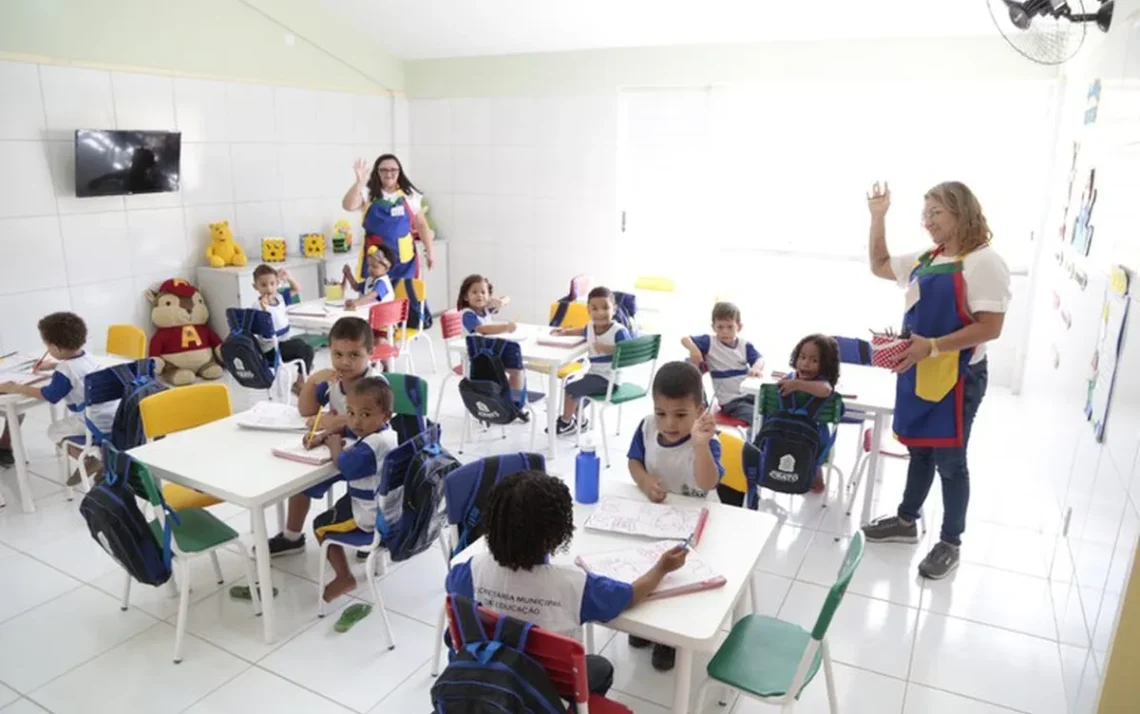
[392,278,436,372]
[719,431,749,496]
[139,383,233,510]
[106,324,147,360]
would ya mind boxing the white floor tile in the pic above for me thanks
[599,629,718,710]
[777,582,917,679]
[1058,644,1093,713]
[0,700,50,714]
[608,690,669,713]
[798,537,926,608]
[0,586,156,692]
[374,547,450,627]
[747,571,794,618]
[0,492,86,552]
[0,683,17,709]
[0,473,65,508]
[753,523,815,578]
[260,607,436,712]
[909,611,1066,714]
[902,684,1022,714]
[921,563,1057,641]
[957,521,1055,580]
[184,667,355,714]
[0,550,81,624]
[364,659,437,713]
[31,622,248,714]
[89,550,245,620]
[730,661,906,714]
[19,528,124,584]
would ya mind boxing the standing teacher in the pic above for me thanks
[862,181,1011,580]
[341,154,435,283]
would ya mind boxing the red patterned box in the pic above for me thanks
[871,334,912,369]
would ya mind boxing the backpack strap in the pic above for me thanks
[458,456,502,549]
[549,292,574,327]
[779,390,824,420]
[492,614,533,653]
[451,595,488,646]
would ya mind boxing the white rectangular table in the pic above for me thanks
[285,299,361,334]
[740,362,897,524]
[128,411,337,643]
[445,324,589,460]
[451,482,778,713]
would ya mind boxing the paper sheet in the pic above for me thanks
[583,497,704,540]
[271,441,332,465]
[237,402,309,432]
[576,540,723,598]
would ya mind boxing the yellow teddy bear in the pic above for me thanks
[205,221,248,268]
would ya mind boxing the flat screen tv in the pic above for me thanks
[74,129,181,198]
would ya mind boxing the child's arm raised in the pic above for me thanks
[681,336,705,367]
[301,370,355,435]
[690,411,722,492]
[628,545,688,608]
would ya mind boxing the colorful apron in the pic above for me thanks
[357,192,417,282]
[893,246,974,448]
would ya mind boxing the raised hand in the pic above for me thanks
[353,158,369,184]
[691,411,716,444]
[866,180,891,218]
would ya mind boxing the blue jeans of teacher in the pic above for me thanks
[897,359,988,546]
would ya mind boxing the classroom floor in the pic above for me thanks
[0,341,1091,714]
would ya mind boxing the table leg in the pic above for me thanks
[546,366,559,460]
[250,507,276,643]
[5,404,34,513]
[672,647,694,714]
[860,412,888,525]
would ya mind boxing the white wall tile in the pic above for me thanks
[0,141,58,218]
[184,204,235,268]
[181,143,234,205]
[0,288,73,353]
[173,78,229,142]
[0,216,66,294]
[230,143,281,202]
[316,90,354,142]
[451,146,492,197]
[490,98,537,147]
[489,147,536,197]
[449,98,492,146]
[423,192,453,238]
[44,141,125,215]
[123,187,182,211]
[280,198,329,238]
[534,96,618,148]
[68,278,140,350]
[59,211,132,286]
[279,144,324,199]
[38,66,116,141]
[410,100,451,146]
[225,82,276,143]
[275,87,321,144]
[111,72,176,130]
[0,61,47,140]
[234,201,284,257]
[352,94,391,145]
[409,145,453,195]
[394,97,410,146]
[126,208,188,276]
[449,194,494,245]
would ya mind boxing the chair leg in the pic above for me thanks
[275,502,286,533]
[749,574,759,615]
[172,558,192,663]
[529,407,538,451]
[695,678,714,711]
[458,412,469,454]
[365,553,396,650]
[238,549,262,615]
[844,458,868,517]
[431,598,447,676]
[822,639,839,714]
[433,374,451,423]
[317,540,330,619]
[616,403,623,436]
[598,406,610,468]
[120,572,132,611]
[424,335,437,372]
[209,551,224,584]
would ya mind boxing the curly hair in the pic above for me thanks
[925,181,992,255]
[789,334,841,386]
[485,470,575,571]
[38,312,87,351]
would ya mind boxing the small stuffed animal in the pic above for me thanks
[300,232,326,258]
[262,237,286,262]
[332,220,353,253]
[206,221,248,268]
[145,279,224,386]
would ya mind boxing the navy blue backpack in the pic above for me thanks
[85,359,167,452]
[746,392,838,500]
[222,308,276,389]
[457,337,526,427]
[444,452,546,554]
[376,423,459,562]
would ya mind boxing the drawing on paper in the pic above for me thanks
[583,497,703,540]
[578,540,719,593]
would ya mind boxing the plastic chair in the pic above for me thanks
[119,449,261,663]
[845,428,925,536]
[224,308,308,404]
[105,324,147,360]
[138,384,232,510]
[369,299,411,371]
[573,334,662,467]
[443,596,634,714]
[696,532,865,713]
[433,309,465,422]
[711,430,762,610]
[430,452,546,675]
[392,279,437,372]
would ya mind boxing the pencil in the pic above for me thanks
[306,410,323,447]
[31,350,48,372]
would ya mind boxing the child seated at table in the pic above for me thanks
[445,470,688,696]
[343,244,396,311]
[308,376,398,603]
[457,273,523,391]
[0,312,116,485]
[251,264,314,393]
[778,333,841,494]
[682,301,765,424]
[266,316,387,557]
[625,360,724,671]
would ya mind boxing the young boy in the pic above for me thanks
[551,286,631,435]
[343,244,396,310]
[252,264,315,391]
[309,377,398,602]
[0,313,117,485]
[682,301,764,424]
[626,360,724,671]
[266,316,387,556]
[446,470,688,696]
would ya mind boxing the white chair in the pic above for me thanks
[315,506,397,651]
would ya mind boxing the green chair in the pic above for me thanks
[122,458,261,664]
[385,372,430,418]
[697,531,864,713]
[574,334,661,467]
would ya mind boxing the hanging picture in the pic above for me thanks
[1085,78,1101,125]
[1086,267,1131,442]
[1071,168,1098,256]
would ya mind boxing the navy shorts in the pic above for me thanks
[303,474,344,499]
[565,374,612,399]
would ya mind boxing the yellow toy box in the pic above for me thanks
[300,233,326,258]
[261,237,286,262]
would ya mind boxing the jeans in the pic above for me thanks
[897,359,988,546]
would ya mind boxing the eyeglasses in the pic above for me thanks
[377,168,400,175]
[921,208,945,221]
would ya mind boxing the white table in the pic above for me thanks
[741,362,897,524]
[445,324,589,460]
[129,411,337,643]
[1,353,128,513]
[285,300,360,334]
[452,482,778,714]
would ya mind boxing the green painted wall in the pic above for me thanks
[0,0,402,92]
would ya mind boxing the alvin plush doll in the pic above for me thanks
[146,279,224,386]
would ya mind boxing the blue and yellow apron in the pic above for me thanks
[893,246,974,448]
[357,192,417,282]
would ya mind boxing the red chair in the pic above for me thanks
[368,299,410,369]
[432,309,465,422]
[444,597,633,714]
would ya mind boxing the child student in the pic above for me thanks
[343,244,396,311]
[550,286,631,436]
[0,313,117,485]
[252,264,315,392]
[682,301,764,423]
[266,316,387,557]
[778,334,841,493]
[457,273,524,392]
[307,377,399,603]
[446,470,688,696]
[626,360,723,671]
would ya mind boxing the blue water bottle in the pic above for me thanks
[575,442,600,504]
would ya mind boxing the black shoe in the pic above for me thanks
[266,533,305,557]
[0,448,13,468]
[651,644,676,671]
[628,634,651,649]
[516,411,530,424]
[554,417,577,436]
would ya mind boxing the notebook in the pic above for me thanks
[271,441,333,465]
[583,497,708,541]
[237,402,309,432]
[575,540,726,600]
[536,333,587,348]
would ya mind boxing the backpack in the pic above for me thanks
[79,444,177,586]
[431,595,565,714]
[395,277,434,331]
[458,338,523,426]
[746,392,838,499]
[448,452,546,553]
[612,290,639,337]
[377,422,459,562]
[101,360,168,451]
[221,308,277,389]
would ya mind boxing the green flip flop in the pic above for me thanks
[334,603,372,633]
[229,585,278,601]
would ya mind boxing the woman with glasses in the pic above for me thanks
[860,181,1011,580]
[341,154,435,283]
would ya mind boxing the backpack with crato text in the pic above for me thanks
[377,423,459,561]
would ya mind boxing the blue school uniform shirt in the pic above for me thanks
[628,418,725,498]
[446,552,632,638]
[40,352,118,435]
[690,335,761,405]
[586,322,632,379]
[460,307,494,336]
[338,428,399,532]
[314,364,387,417]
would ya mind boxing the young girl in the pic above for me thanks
[343,244,396,311]
[457,274,523,391]
[778,334,840,493]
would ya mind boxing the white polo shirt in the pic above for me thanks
[627,418,725,498]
